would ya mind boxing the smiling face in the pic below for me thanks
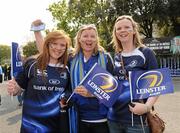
[79,28,97,54]
[48,38,67,64]
[115,18,135,45]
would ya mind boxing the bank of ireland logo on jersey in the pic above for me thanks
[81,63,122,107]
[130,68,174,100]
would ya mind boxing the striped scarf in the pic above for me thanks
[69,51,107,133]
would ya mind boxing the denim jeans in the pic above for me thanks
[17,92,24,105]
[108,120,150,133]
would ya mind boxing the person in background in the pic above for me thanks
[0,64,3,105]
[107,15,159,133]
[0,64,3,82]
[7,65,11,80]
[17,90,24,106]
[7,29,71,133]
[3,64,8,81]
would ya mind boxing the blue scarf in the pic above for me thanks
[69,51,107,133]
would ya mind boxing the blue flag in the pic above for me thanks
[11,42,23,77]
[129,68,174,100]
[81,63,122,107]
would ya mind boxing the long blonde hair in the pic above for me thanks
[73,24,105,55]
[112,15,144,53]
[37,30,71,71]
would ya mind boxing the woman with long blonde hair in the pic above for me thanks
[69,24,114,133]
[108,15,159,133]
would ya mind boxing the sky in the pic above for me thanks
[0,0,58,46]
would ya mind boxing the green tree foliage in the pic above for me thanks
[48,0,179,51]
[48,0,113,49]
[153,0,180,37]
[111,0,168,38]
[0,45,11,64]
[168,0,180,36]
[48,0,77,42]
[22,41,38,58]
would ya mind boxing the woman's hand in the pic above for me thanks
[129,102,151,115]
[7,78,21,96]
[74,85,93,97]
[32,19,43,27]
[59,97,68,108]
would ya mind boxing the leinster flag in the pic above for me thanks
[81,63,122,107]
[129,68,174,100]
[11,42,23,77]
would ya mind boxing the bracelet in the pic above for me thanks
[30,23,45,31]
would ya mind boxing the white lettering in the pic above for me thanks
[16,61,22,67]
[48,86,54,91]
[33,85,64,92]
[33,85,47,90]
[136,86,166,95]
[87,80,110,101]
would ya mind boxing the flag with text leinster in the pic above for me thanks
[130,68,174,100]
[81,63,122,107]
[11,42,23,77]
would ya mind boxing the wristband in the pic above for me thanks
[30,23,45,31]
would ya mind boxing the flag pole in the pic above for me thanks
[10,43,14,101]
[66,63,98,103]
[129,71,134,126]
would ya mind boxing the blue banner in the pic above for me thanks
[129,68,174,100]
[11,42,23,77]
[81,63,122,107]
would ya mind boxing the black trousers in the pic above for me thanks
[79,120,109,133]
[0,74,2,83]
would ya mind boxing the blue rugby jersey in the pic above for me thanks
[71,53,114,121]
[15,58,70,133]
[108,47,158,124]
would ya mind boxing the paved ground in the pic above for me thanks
[0,78,180,133]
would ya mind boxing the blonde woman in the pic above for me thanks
[7,30,71,133]
[69,24,114,133]
[107,15,159,133]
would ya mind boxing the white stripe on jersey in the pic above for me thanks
[28,61,37,78]
[121,47,146,64]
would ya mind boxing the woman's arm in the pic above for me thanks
[34,31,44,53]
[31,19,44,53]
[129,96,159,115]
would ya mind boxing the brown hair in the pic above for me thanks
[37,30,71,72]
[112,15,144,53]
[73,24,105,55]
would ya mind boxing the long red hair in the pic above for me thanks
[37,30,71,72]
